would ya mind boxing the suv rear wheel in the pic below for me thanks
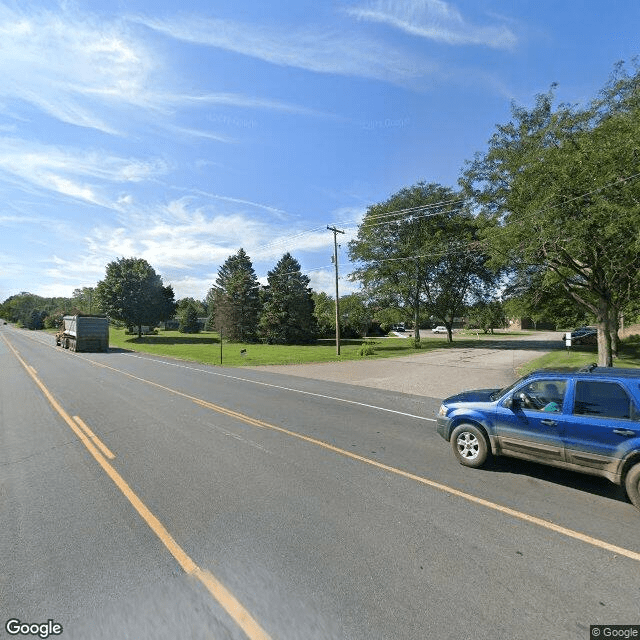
[451,424,490,468]
[625,463,640,510]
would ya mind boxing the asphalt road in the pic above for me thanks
[1,325,639,640]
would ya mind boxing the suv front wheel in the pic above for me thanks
[625,463,640,510]
[451,424,490,468]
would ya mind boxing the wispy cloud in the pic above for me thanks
[0,138,167,208]
[345,0,517,49]
[0,4,320,139]
[0,4,155,133]
[131,13,430,84]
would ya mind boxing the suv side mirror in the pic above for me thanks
[504,395,520,410]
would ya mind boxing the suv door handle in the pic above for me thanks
[541,419,557,426]
[613,428,636,437]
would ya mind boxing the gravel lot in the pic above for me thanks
[249,331,562,398]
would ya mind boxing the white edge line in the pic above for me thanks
[120,353,437,422]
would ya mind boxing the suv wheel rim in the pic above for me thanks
[456,432,479,460]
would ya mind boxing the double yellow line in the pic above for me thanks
[3,335,272,640]
[5,332,640,640]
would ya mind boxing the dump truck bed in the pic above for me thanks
[57,315,109,352]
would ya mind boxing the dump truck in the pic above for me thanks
[55,315,109,352]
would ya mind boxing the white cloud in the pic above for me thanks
[0,138,167,207]
[0,5,155,132]
[132,14,430,85]
[308,267,361,296]
[345,0,517,49]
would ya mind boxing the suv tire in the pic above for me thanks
[625,463,640,510]
[451,424,490,468]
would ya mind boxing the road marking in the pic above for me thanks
[6,327,437,422]
[8,331,640,565]
[73,416,116,459]
[74,352,640,564]
[2,334,272,640]
[121,353,437,422]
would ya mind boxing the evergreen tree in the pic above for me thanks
[259,253,317,344]
[179,302,201,333]
[207,249,260,342]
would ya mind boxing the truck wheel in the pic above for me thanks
[625,463,640,510]
[451,424,490,468]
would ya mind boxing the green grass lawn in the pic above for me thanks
[107,327,528,367]
[518,340,640,375]
[104,327,640,370]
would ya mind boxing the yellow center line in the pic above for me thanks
[2,334,272,640]
[81,350,640,565]
[73,415,116,459]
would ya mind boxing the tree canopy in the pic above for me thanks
[348,182,496,342]
[259,253,317,344]
[95,257,176,337]
[207,248,261,342]
[462,61,640,364]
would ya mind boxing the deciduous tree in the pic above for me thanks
[462,62,640,365]
[348,182,496,343]
[95,257,176,337]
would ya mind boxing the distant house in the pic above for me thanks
[162,319,180,330]
[508,317,556,331]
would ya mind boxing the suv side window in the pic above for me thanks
[518,379,567,412]
[574,381,633,420]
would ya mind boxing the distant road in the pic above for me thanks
[1,324,637,640]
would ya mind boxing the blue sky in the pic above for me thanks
[0,0,638,302]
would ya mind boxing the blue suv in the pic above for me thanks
[436,365,640,510]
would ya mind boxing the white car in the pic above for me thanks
[432,326,447,334]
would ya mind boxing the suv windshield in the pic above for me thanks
[490,380,521,401]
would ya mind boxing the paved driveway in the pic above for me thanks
[249,331,563,398]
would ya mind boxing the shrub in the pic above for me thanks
[359,339,377,356]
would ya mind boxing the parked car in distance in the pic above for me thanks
[432,326,447,334]
[436,365,640,510]
[562,326,597,345]
[391,323,406,332]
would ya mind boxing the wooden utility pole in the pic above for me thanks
[327,225,345,355]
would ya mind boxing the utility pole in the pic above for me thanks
[327,225,345,355]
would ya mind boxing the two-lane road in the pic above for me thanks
[1,324,639,640]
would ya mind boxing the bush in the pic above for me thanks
[359,339,377,356]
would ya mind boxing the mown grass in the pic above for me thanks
[44,325,640,371]
[518,338,640,375]
[107,327,526,367]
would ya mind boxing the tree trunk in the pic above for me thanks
[609,305,619,359]
[596,301,613,367]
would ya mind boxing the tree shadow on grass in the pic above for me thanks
[125,336,220,345]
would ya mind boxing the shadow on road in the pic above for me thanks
[490,456,630,505]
